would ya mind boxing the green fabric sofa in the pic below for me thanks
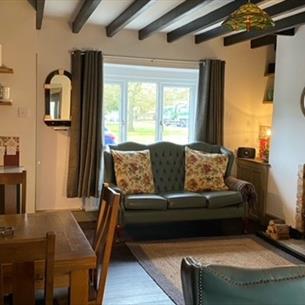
[181,256,305,305]
[104,141,246,225]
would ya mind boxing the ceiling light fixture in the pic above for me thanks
[222,0,275,32]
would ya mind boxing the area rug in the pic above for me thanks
[127,236,302,305]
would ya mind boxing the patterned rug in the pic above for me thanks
[127,236,301,305]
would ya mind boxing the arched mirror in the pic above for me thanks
[44,69,72,127]
[302,87,305,117]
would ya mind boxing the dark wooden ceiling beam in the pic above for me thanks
[277,28,295,36]
[167,0,261,43]
[139,0,212,40]
[27,0,45,29]
[36,0,45,30]
[195,27,227,44]
[72,0,102,33]
[195,0,305,44]
[107,0,153,37]
[27,0,36,10]
[251,35,276,49]
[224,11,305,46]
[250,29,295,49]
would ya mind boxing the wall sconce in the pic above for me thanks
[259,125,271,162]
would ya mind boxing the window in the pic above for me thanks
[104,64,198,145]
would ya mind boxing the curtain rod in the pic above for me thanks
[103,54,202,65]
[70,50,202,65]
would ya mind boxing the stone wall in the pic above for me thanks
[295,165,305,232]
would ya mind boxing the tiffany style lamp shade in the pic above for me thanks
[222,1,275,32]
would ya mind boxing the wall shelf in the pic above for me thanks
[264,72,274,77]
[0,66,13,74]
[0,100,12,105]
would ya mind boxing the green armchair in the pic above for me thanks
[181,256,305,305]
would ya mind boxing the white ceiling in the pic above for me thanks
[44,0,303,35]
[45,0,233,32]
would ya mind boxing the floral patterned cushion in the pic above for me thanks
[111,149,155,194]
[184,147,228,192]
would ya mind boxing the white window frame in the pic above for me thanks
[104,64,198,144]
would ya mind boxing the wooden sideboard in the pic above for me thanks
[0,167,26,214]
[236,158,270,224]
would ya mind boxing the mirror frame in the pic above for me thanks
[301,88,305,116]
[44,69,72,127]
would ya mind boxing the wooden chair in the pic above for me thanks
[54,184,121,305]
[89,183,121,305]
[0,169,26,214]
[0,232,55,305]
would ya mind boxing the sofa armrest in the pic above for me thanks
[225,176,257,209]
[181,257,202,305]
[181,256,305,305]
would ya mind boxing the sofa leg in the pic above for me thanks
[242,217,249,234]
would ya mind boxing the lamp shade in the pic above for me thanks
[222,2,275,32]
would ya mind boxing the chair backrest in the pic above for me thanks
[0,232,55,305]
[181,256,305,305]
[93,183,120,305]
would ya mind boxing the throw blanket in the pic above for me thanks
[225,176,257,209]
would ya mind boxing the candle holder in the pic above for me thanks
[259,125,271,162]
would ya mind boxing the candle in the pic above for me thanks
[0,44,2,67]
[3,87,10,100]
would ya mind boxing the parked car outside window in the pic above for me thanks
[104,127,116,145]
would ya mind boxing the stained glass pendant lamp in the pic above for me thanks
[222,0,275,32]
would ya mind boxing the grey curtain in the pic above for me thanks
[195,59,225,145]
[67,50,103,198]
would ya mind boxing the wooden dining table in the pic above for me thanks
[0,211,96,305]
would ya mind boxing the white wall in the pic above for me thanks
[0,2,272,211]
[0,1,37,212]
[267,25,305,227]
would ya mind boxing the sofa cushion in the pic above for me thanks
[124,194,167,210]
[164,192,207,209]
[111,149,155,194]
[184,147,228,192]
[202,191,243,209]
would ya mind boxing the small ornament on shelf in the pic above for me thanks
[0,83,10,101]
[266,87,274,101]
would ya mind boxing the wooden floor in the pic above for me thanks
[281,238,305,255]
[80,218,262,305]
[76,212,305,305]
[104,244,174,305]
